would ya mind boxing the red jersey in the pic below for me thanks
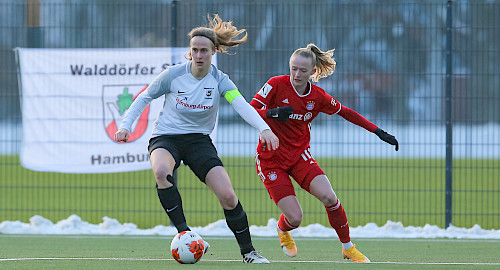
[250,75,341,164]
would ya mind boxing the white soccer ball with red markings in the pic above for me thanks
[170,231,205,264]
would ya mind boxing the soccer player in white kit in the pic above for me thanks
[115,14,278,264]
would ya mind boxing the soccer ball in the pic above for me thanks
[170,231,205,264]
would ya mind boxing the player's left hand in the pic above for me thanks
[259,129,279,150]
[374,128,399,151]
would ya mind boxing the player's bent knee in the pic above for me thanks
[218,191,238,209]
[154,169,174,189]
[313,191,337,206]
[287,212,303,227]
[322,196,337,207]
[153,166,172,181]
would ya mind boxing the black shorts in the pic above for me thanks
[148,133,223,182]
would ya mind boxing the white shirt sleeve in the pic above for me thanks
[119,69,171,132]
[118,91,153,132]
[230,95,270,133]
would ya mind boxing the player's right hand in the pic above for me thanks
[114,128,130,142]
[266,106,294,121]
[259,129,279,150]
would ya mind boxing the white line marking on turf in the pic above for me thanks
[1,258,500,265]
[2,235,498,242]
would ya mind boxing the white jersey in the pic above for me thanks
[120,61,236,137]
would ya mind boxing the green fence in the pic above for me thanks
[1,0,499,230]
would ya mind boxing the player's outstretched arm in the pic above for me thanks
[374,128,399,151]
[337,105,398,151]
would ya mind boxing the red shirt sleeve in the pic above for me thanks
[251,77,278,118]
[249,99,267,118]
[337,105,378,132]
[319,91,342,115]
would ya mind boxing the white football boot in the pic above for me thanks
[242,250,270,263]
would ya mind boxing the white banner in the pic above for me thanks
[16,47,217,173]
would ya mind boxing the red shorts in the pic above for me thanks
[255,148,325,204]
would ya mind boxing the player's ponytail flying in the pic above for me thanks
[187,14,247,59]
[292,43,336,82]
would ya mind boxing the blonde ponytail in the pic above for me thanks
[292,43,336,82]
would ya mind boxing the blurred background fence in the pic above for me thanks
[1,0,499,230]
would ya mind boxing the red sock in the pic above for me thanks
[277,213,298,232]
[325,200,351,243]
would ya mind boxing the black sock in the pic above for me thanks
[224,201,254,255]
[157,185,190,233]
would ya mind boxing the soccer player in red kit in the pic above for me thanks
[250,44,398,263]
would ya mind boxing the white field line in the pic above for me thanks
[0,258,500,266]
[2,235,499,242]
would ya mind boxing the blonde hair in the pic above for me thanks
[187,14,247,59]
[292,43,336,82]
